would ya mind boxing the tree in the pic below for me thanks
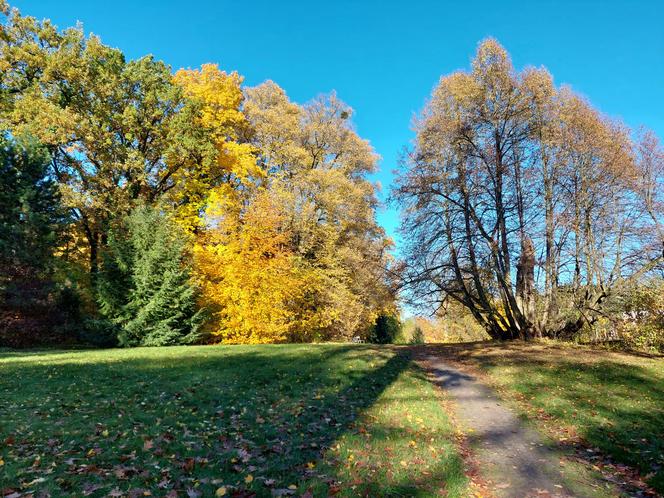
[194,188,310,344]
[0,2,403,346]
[369,314,402,344]
[171,64,260,231]
[396,39,663,340]
[243,82,398,341]
[96,205,204,347]
[192,82,398,344]
[0,134,68,345]
[0,5,214,283]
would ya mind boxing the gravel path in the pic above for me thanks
[420,354,575,497]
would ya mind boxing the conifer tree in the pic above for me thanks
[97,205,204,346]
[0,135,66,345]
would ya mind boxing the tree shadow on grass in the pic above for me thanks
[0,344,416,496]
[299,362,470,497]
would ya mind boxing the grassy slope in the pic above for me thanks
[433,342,664,493]
[0,345,467,497]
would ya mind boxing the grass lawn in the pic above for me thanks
[431,342,664,494]
[0,344,467,497]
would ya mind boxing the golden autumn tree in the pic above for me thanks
[171,64,260,231]
[243,82,398,341]
[193,187,308,344]
[193,81,397,343]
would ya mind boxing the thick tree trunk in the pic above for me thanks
[516,236,536,338]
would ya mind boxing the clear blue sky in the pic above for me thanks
[13,0,664,252]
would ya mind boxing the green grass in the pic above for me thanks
[437,342,664,493]
[305,363,467,497]
[0,344,467,497]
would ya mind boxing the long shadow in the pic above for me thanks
[304,359,469,497]
[0,344,411,496]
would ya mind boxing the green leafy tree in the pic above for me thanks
[0,3,214,282]
[97,205,204,346]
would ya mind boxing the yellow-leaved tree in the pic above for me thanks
[171,64,260,231]
[243,82,398,341]
[192,80,398,343]
[193,187,309,343]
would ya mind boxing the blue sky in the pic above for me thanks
[13,0,664,252]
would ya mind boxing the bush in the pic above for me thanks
[74,319,120,348]
[52,288,119,347]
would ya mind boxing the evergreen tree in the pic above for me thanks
[370,314,402,344]
[97,205,205,347]
[0,135,66,346]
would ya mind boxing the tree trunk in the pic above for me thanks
[516,236,536,338]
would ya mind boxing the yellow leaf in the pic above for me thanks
[245,474,253,484]
[102,430,109,437]
[0,459,4,466]
[288,485,297,490]
[215,487,227,496]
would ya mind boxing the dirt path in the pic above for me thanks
[418,353,576,497]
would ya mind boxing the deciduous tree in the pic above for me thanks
[396,39,663,340]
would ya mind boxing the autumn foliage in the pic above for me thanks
[0,2,397,346]
[396,39,663,346]
[0,3,660,348]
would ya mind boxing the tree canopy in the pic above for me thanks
[0,2,661,348]
[396,39,663,340]
[0,2,397,346]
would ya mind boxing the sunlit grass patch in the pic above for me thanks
[304,363,467,497]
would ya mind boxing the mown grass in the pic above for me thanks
[305,363,467,497]
[432,342,664,493]
[0,344,467,497]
